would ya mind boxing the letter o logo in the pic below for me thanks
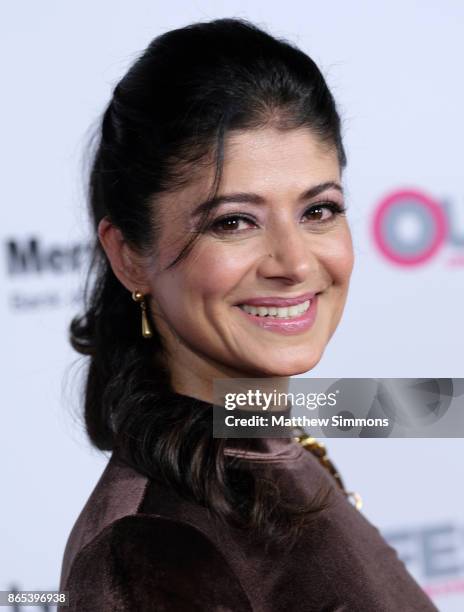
[372,190,448,266]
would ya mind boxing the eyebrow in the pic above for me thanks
[191,181,343,218]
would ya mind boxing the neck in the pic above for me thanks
[168,342,291,408]
[172,375,291,412]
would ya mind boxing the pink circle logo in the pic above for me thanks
[372,189,448,266]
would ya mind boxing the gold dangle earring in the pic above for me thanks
[131,290,153,339]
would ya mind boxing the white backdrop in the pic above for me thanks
[1,2,463,610]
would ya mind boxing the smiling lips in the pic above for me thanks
[240,300,311,319]
[237,291,316,308]
[235,291,319,335]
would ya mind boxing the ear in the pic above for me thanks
[97,217,151,294]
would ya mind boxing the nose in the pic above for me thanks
[257,221,320,284]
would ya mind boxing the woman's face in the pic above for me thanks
[146,127,354,393]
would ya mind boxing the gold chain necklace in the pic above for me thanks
[293,427,363,511]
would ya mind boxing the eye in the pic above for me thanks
[209,214,256,234]
[302,201,346,223]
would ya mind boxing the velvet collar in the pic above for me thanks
[164,388,302,462]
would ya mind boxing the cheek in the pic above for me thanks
[181,245,250,302]
[322,228,354,284]
[156,244,249,312]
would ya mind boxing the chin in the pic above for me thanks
[250,353,323,378]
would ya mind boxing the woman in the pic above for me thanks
[59,18,438,611]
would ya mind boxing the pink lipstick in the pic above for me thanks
[234,293,318,335]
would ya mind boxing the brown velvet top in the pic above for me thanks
[59,392,438,611]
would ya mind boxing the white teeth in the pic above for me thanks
[239,300,310,319]
[288,305,299,317]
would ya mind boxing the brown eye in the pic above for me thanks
[303,202,346,223]
[210,214,256,234]
[307,206,325,221]
[216,218,240,231]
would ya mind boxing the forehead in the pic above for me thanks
[221,127,340,188]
